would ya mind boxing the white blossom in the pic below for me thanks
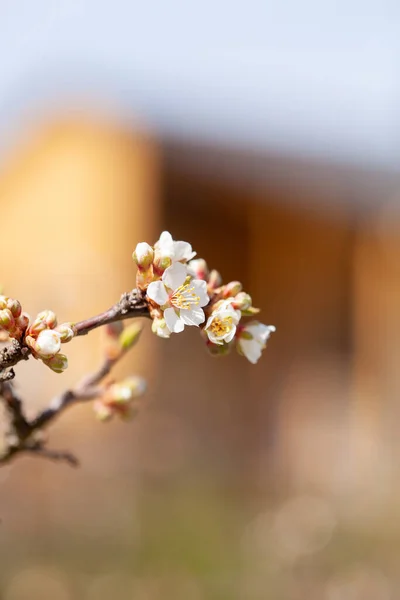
[205,300,241,345]
[237,322,276,364]
[34,329,62,359]
[147,262,209,333]
[155,231,196,263]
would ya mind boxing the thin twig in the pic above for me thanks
[0,288,148,466]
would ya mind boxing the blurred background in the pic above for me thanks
[0,1,400,598]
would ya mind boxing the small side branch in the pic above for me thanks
[0,289,148,467]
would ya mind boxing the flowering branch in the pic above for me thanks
[0,319,145,466]
[0,231,275,467]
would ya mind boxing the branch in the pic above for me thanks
[0,289,148,467]
[0,288,148,375]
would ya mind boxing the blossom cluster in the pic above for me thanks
[0,296,74,373]
[133,232,275,364]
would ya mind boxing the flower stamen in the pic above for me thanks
[171,283,200,309]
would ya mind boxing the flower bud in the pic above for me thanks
[55,323,75,343]
[0,296,7,310]
[208,270,222,290]
[151,316,171,339]
[0,309,15,331]
[42,353,68,373]
[6,298,21,318]
[34,329,62,359]
[119,322,143,350]
[187,259,209,280]
[222,281,242,298]
[29,310,57,335]
[15,313,30,332]
[132,242,154,269]
[153,254,172,273]
[232,292,252,311]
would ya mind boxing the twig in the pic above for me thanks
[0,289,148,467]
[0,288,148,375]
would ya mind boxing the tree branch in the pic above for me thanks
[0,288,148,375]
[0,288,149,466]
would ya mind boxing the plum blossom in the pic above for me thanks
[237,322,276,364]
[205,300,241,345]
[155,231,196,263]
[147,262,209,333]
[33,329,62,359]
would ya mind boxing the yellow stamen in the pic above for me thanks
[210,316,233,338]
[171,283,200,310]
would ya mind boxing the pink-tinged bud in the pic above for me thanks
[119,322,143,350]
[232,292,252,311]
[222,281,243,298]
[208,270,222,290]
[6,298,21,318]
[55,323,75,343]
[187,259,209,280]
[37,310,57,328]
[16,313,30,332]
[0,309,15,331]
[34,329,62,359]
[42,353,68,373]
[29,310,57,335]
[133,242,154,269]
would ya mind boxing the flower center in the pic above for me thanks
[210,316,233,338]
[171,283,200,310]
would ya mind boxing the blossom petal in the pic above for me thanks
[159,231,173,245]
[205,315,214,330]
[164,307,185,333]
[192,280,209,307]
[147,281,169,306]
[156,231,174,257]
[172,241,193,261]
[163,262,187,291]
[239,339,262,364]
[179,306,205,326]
[224,328,237,343]
[207,331,224,345]
[246,322,276,344]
